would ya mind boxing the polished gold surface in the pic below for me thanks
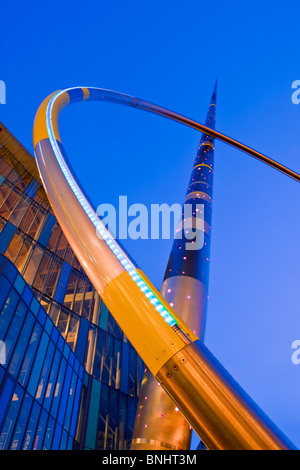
[102,271,191,376]
[131,438,183,450]
[131,368,192,450]
[161,276,207,338]
[156,340,294,450]
[131,276,208,450]
[33,92,59,148]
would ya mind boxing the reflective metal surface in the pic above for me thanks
[131,367,192,450]
[131,275,209,450]
[156,340,296,450]
[33,86,298,450]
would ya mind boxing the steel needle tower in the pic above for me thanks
[131,81,217,450]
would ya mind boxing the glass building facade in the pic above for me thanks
[0,122,144,450]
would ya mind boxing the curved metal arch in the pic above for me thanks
[33,87,298,450]
[37,87,300,180]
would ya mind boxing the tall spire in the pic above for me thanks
[163,79,217,337]
[131,82,217,450]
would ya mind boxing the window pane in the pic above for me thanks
[64,244,73,265]
[112,339,121,390]
[18,322,42,387]
[0,377,14,428]
[55,233,68,259]
[108,388,119,450]
[32,408,47,450]
[66,313,79,351]
[0,287,19,341]
[0,384,24,450]
[8,311,34,379]
[4,299,27,364]
[73,274,86,315]
[39,295,51,314]
[32,251,52,291]
[48,302,61,325]
[9,393,33,450]
[5,166,21,186]
[35,340,55,403]
[70,377,82,438]
[57,364,72,426]
[22,400,41,450]
[15,238,33,273]
[8,196,30,226]
[107,312,115,336]
[102,334,113,386]
[27,331,49,397]
[28,207,46,240]
[46,223,61,252]
[0,183,13,213]
[1,192,20,221]
[50,357,67,419]
[43,416,55,450]
[97,383,109,450]
[60,430,68,450]
[0,159,13,179]
[23,246,44,285]
[128,348,136,397]
[63,270,78,309]
[90,291,102,325]
[0,218,5,234]
[51,422,62,450]
[43,349,61,412]
[118,393,128,450]
[5,232,23,263]
[90,327,103,379]
[81,285,93,321]
[43,257,62,298]
[19,204,38,233]
[56,308,69,338]
[63,370,77,434]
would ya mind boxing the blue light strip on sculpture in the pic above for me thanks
[45,88,178,328]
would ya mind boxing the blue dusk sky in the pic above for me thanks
[0,0,299,449]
